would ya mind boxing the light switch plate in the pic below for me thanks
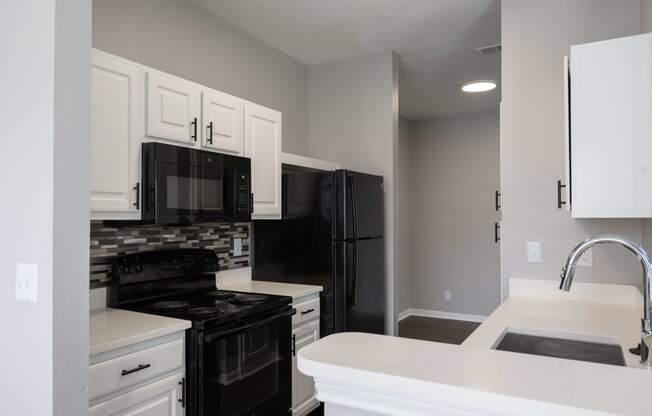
[233,238,242,256]
[526,241,542,264]
[16,263,38,303]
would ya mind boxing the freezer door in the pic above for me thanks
[335,239,385,335]
[252,165,335,337]
[334,170,384,240]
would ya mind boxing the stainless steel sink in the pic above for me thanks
[495,332,625,366]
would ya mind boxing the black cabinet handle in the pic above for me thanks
[495,190,501,211]
[557,180,567,209]
[191,117,197,141]
[301,308,315,315]
[178,378,186,408]
[207,121,214,145]
[121,363,150,376]
[292,334,296,356]
[494,222,500,243]
[133,183,140,210]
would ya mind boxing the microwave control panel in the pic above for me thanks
[235,173,251,214]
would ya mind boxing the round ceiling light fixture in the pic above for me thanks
[460,80,497,93]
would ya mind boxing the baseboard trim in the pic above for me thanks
[398,308,487,323]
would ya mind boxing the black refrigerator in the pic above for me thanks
[252,166,385,337]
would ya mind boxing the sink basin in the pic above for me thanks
[495,332,625,366]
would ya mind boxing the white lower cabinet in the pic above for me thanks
[90,333,186,416]
[89,372,184,416]
[291,295,321,416]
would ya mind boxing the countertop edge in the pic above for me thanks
[89,309,191,356]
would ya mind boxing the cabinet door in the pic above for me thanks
[146,71,201,145]
[91,51,143,220]
[201,89,244,155]
[89,373,184,416]
[244,102,282,219]
[570,33,652,218]
[292,320,319,416]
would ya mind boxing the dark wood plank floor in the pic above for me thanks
[398,316,480,344]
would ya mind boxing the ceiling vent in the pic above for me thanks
[476,43,502,55]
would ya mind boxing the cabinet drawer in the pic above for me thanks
[292,297,320,326]
[89,338,184,401]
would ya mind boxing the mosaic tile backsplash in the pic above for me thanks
[90,221,249,287]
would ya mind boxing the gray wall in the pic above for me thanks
[93,0,309,155]
[54,0,91,414]
[0,0,90,414]
[307,52,398,334]
[397,116,412,313]
[501,0,643,298]
[640,1,652,254]
[406,112,501,316]
[643,0,652,33]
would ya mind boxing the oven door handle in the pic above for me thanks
[203,308,295,343]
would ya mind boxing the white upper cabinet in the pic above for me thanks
[244,102,282,219]
[567,33,652,218]
[201,89,244,155]
[146,71,201,145]
[91,50,143,220]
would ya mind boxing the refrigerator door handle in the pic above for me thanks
[350,174,359,239]
[349,242,358,306]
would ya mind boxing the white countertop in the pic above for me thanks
[90,308,191,355]
[463,296,643,368]
[299,331,652,416]
[218,280,322,300]
[299,295,652,415]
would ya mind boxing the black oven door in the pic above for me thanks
[196,308,293,416]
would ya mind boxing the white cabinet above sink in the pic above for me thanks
[565,33,652,218]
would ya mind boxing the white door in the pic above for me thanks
[146,71,201,145]
[201,89,244,155]
[292,320,319,416]
[244,102,282,219]
[89,373,184,416]
[91,50,143,220]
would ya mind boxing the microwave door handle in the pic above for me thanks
[203,308,295,343]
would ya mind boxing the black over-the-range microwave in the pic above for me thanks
[141,142,252,224]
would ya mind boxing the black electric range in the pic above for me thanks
[107,249,294,416]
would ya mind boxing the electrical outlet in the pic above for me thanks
[577,247,593,267]
[444,290,452,302]
[526,241,542,263]
[233,238,242,256]
[16,263,38,303]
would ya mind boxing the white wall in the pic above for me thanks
[406,112,501,316]
[92,0,309,155]
[308,52,398,334]
[0,0,90,414]
[501,0,643,298]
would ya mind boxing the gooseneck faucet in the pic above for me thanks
[560,234,652,367]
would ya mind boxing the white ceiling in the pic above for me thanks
[188,0,501,119]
